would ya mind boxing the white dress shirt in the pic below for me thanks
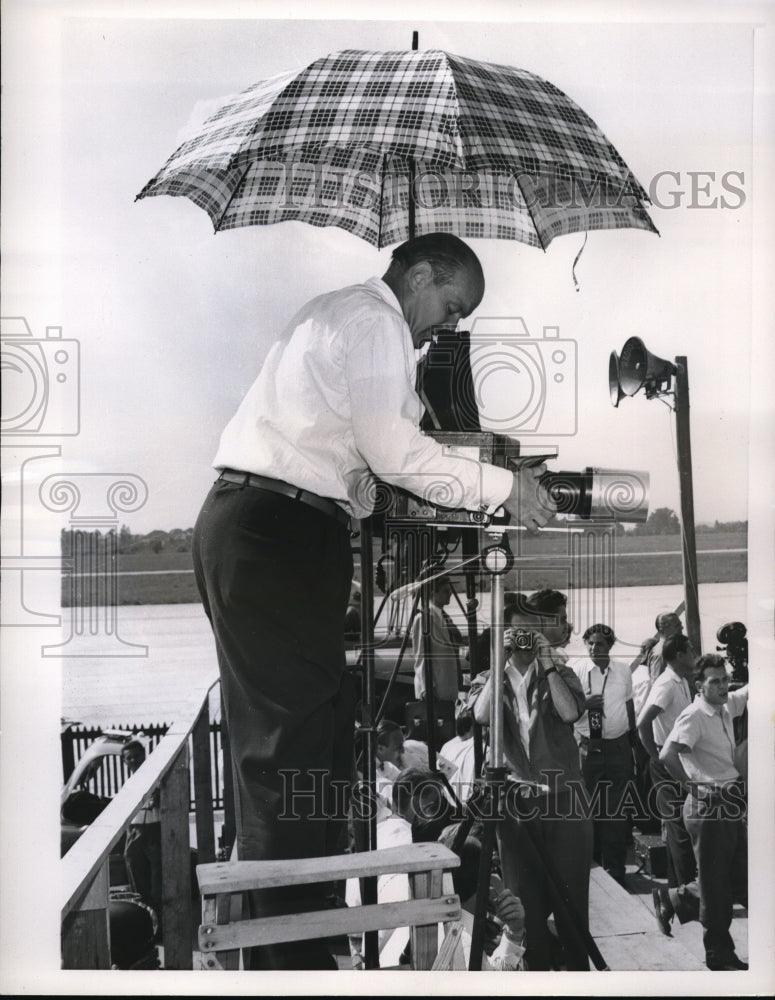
[572,656,632,740]
[637,664,692,747]
[668,686,748,785]
[213,277,513,520]
[505,662,535,760]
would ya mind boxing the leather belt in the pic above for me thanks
[218,469,350,529]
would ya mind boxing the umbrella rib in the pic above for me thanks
[513,171,550,252]
[212,163,252,232]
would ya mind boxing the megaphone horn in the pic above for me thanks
[609,350,626,408]
[618,337,676,396]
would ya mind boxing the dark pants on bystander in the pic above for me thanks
[580,732,633,884]
[498,793,593,971]
[192,478,356,970]
[683,788,747,966]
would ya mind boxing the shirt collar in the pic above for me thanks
[364,276,405,318]
[697,694,724,717]
[506,661,535,688]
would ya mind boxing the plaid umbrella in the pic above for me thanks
[137,48,657,249]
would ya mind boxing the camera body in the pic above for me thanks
[420,318,577,438]
[716,621,748,686]
[1,318,80,436]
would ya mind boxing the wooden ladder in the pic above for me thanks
[196,842,462,971]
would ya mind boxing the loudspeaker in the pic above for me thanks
[611,336,676,400]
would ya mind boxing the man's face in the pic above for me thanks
[434,581,453,607]
[585,632,612,669]
[505,612,540,669]
[657,613,683,638]
[540,606,571,648]
[378,730,404,768]
[696,665,730,706]
[402,263,483,347]
[673,644,698,677]
[122,747,145,773]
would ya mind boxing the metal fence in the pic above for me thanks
[61,721,226,810]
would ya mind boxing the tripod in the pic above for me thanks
[462,533,610,972]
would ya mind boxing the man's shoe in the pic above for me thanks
[707,953,748,971]
[651,887,673,936]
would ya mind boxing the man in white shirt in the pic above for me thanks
[660,654,748,971]
[637,633,698,933]
[572,624,635,887]
[411,574,462,702]
[191,233,554,969]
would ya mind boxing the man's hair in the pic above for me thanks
[662,633,691,663]
[376,718,402,746]
[392,766,441,818]
[582,623,616,646]
[655,611,679,632]
[455,707,474,737]
[122,739,146,757]
[695,652,727,681]
[390,233,483,287]
[528,589,567,615]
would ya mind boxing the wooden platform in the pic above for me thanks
[589,865,705,971]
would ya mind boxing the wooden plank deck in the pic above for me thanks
[589,865,705,970]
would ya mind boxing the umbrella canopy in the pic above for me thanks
[137,48,657,250]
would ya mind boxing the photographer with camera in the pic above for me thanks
[572,624,636,888]
[468,594,592,971]
[192,233,554,970]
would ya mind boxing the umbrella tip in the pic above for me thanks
[412,30,419,51]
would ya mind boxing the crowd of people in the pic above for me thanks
[359,581,748,971]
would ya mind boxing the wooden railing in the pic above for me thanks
[60,677,230,969]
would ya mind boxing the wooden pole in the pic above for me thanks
[358,516,380,970]
[160,743,194,969]
[674,357,702,654]
[192,704,216,864]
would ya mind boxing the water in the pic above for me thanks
[62,582,748,727]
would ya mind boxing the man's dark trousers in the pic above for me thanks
[193,477,355,970]
[580,732,633,883]
[683,789,747,967]
[498,791,593,971]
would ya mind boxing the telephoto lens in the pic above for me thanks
[539,468,649,522]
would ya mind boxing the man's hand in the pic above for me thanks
[502,463,554,534]
[489,875,525,939]
[585,693,604,711]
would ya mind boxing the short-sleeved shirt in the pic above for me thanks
[572,657,633,740]
[637,665,692,747]
[667,686,748,785]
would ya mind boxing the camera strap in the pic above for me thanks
[587,668,609,743]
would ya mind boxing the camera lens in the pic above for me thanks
[513,630,534,649]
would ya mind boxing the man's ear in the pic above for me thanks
[407,260,434,291]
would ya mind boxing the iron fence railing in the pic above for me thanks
[61,721,225,810]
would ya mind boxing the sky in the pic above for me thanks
[1,2,774,996]
[2,7,770,541]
